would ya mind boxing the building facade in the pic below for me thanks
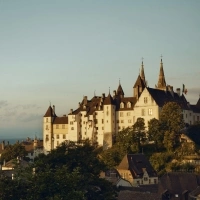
[43,59,200,153]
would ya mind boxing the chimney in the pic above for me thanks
[79,102,81,107]
[176,88,181,96]
[53,105,55,115]
[70,109,73,114]
[102,93,105,99]
[83,96,87,105]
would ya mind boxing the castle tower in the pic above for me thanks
[116,80,125,98]
[156,58,166,90]
[133,61,146,99]
[103,92,115,149]
[43,105,56,153]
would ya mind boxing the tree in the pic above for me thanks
[0,141,117,200]
[0,143,27,162]
[160,102,185,151]
[148,118,163,150]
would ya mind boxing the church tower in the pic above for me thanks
[133,61,146,99]
[156,58,166,90]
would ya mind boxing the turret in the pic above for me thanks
[156,58,166,90]
[133,61,146,99]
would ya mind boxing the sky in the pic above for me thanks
[0,0,200,139]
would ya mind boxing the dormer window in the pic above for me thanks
[127,102,131,108]
[120,102,124,108]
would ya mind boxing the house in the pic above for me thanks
[116,154,158,186]
[21,137,43,161]
[43,58,200,153]
[158,172,200,200]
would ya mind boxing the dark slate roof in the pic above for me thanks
[147,87,190,109]
[44,106,55,117]
[197,98,200,108]
[118,191,160,200]
[133,75,146,88]
[117,154,157,179]
[117,84,125,96]
[158,172,200,197]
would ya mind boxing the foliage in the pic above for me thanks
[169,162,195,172]
[150,152,174,176]
[0,141,117,200]
[186,124,200,146]
[148,118,163,150]
[160,102,184,151]
[0,143,27,162]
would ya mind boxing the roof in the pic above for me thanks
[117,154,157,179]
[146,87,190,109]
[53,116,68,124]
[133,75,146,88]
[158,172,200,196]
[116,97,137,111]
[44,106,55,117]
[117,84,125,97]
[118,191,160,200]
[104,93,115,105]
[21,139,43,152]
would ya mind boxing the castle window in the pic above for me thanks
[106,111,109,115]
[46,125,48,130]
[127,112,131,116]
[56,134,59,139]
[117,120,119,123]
[118,126,120,130]
[71,127,74,130]
[63,134,66,139]
[70,121,73,125]
[128,119,132,123]
[148,109,153,116]
[141,109,145,116]
[120,112,123,117]
[144,177,148,181]
[56,125,59,129]
[57,141,59,146]
[46,118,48,122]
[144,97,148,104]
[120,102,124,108]
[62,125,65,129]
[121,120,124,123]
[102,127,104,130]
[102,119,104,124]
[127,102,131,108]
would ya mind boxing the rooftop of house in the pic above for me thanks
[117,154,157,179]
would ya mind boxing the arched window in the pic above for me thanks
[120,102,124,108]
[127,102,131,108]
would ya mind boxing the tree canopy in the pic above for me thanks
[0,141,117,200]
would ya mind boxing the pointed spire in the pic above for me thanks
[156,55,166,90]
[140,58,145,83]
[116,81,124,98]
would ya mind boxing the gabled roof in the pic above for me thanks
[117,154,157,179]
[146,87,190,109]
[158,172,200,196]
[44,106,54,117]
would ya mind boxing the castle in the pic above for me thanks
[43,59,200,153]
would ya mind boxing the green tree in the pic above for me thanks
[0,141,117,200]
[148,118,163,150]
[160,102,185,151]
[1,143,27,162]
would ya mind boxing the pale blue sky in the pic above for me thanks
[0,0,200,138]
